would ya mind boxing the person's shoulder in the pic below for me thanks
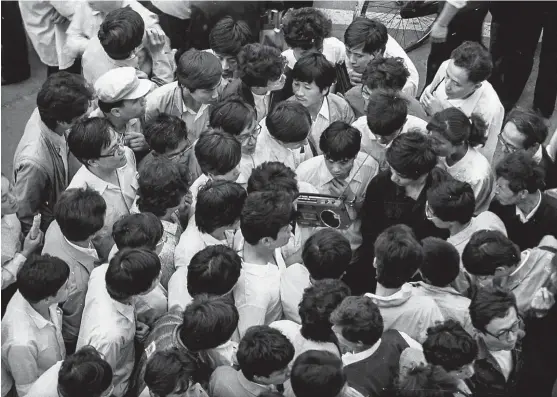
[211,364,238,381]
[296,155,324,176]
[328,92,351,109]
[474,210,506,229]
[147,81,179,100]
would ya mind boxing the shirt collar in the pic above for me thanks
[63,236,99,260]
[515,190,542,223]
[37,111,67,150]
[532,145,543,163]
[112,297,136,323]
[182,102,209,119]
[199,228,227,246]
[20,294,59,329]
[317,97,330,121]
[317,154,365,187]
[342,339,382,366]
[237,371,273,396]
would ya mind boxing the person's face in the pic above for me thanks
[94,130,127,170]
[324,156,355,180]
[214,52,238,80]
[499,122,527,154]
[481,307,521,351]
[267,223,293,249]
[429,130,456,157]
[165,138,192,164]
[444,60,480,100]
[237,119,261,155]
[425,201,451,229]
[332,324,361,354]
[346,43,376,74]
[447,362,475,381]
[188,80,221,105]
[389,166,416,187]
[293,80,326,108]
[88,0,123,13]
[494,177,522,206]
[114,97,147,121]
[265,74,287,92]
[255,366,291,385]
[213,166,240,182]
[1,176,18,216]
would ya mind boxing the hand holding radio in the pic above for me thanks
[329,179,356,202]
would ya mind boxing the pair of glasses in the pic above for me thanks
[498,131,521,153]
[167,141,192,161]
[98,133,125,158]
[238,125,262,144]
[483,317,523,340]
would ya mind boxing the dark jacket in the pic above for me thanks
[541,146,557,190]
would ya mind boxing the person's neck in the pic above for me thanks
[67,238,91,249]
[182,90,201,112]
[243,241,275,266]
[209,227,228,241]
[29,300,52,321]
[375,282,402,297]
[307,97,325,120]
[516,190,541,215]
[404,177,427,199]
[88,166,119,184]
[449,220,472,236]
[446,145,468,166]
[251,86,268,96]
[105,113,128,132]
[53,124,67,137]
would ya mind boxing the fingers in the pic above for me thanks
[146,27,165,47]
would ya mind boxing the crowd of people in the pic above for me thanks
[2,1,557,397]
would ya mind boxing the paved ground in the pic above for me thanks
[2,1,556,177]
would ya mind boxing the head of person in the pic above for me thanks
[330,296,384,353]
[106,247,161,301]
[344,17,388,74]
[499,108,549,156]
[1,174,18,217]
[282,8,332,60]
[209,97,258,155]
[494,150,546,205]
[137,155,189,219]
[302,229,352,281]
[361,56,410,108]
[37,72,94,132]
[419,237,461,288]
[195,128,242,180]
[240,191,294,249]
[237,43,287,94]
[366,89,408,146]
[209,16,252,79]
[187,245,242,299]
[426,179,476,229]
[195,179,246,235]
[291,350,351,397]
[423,320,478,381]
[445,41,492,100]
[144,114,190,161]
[144,348,202,397]
[58,346,113,397]
[68,117,127,170]
[299,279,351,344]
[374,224,423,288]
[320,121,362,180]
[469,286,521,351]
[98,6,144,60]
[386,132,439,187]
[237,325,295,385]
[397,364,459,397]
[17,254,70,305]
[54,188,106,243]
[179,295,239,352]
[112,212,164,253]
[177,49,222,104]
[292,53,336,109]
[266,102,312,150]
[88,0,123,14]
[462,230,521,286]
[247,162,300,199]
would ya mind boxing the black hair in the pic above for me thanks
[344,17,388,55]
[237,325,295,381]
[237,43,286,88]
[187,245,242,298]
[144,348,200,397]
[37,71,93,130]
[495,150,546,193]
[291,350,346,397]
[330,295,383,346]
[144,113,188,154]
[469,286,517,332]
[420,237,460,287]
[282,8,332,50]
[112,213,164,251]
[292,52,336,92]
[302,229,352,280]
[195,179,246,234]
[58,346,113,397]
[54,188,106,242]
[209,16,252,57]
[258,393,284,397]
[67,117,114,164]
[266,101,312,143]
[209,97,256,136]
[462,230,521,276]
[374,224,423,288]
[319,121,361,161]
[450,41,493,84]
[397,364,459,397]
[98,6,144,59]
[362,56,409,91]
[195,129,242,176]
[504,108,549,149]
[386,132,439,180]
[247,162,299,198]
[366,89,408,137]
[177,49,222,92]
[427,179,475,224]
[427,108,487,148]
[17,254,70,303]
[97,99,125,114]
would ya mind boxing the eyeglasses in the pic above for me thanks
[98,133,125,158]
[498,131,521,153]
[238,124,262,144]
[483,317,523,340]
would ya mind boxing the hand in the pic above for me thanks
[348,69,362,85]
[125,132,149,152]
[531,287,556,317]
[135,321,150,343]
[421,89,446,116]
[329,179,356,202]
[177,191,193,218]
[430,21,449,43]
[145,27,167,53]
[21,229,44,258]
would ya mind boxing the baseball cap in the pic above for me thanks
[95,67,152,103]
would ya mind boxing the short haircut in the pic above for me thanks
[209,16,252,57]
[386,132,439,180]
[144,348,199,397]
[282,7,332,50]
[302,229,352,280]
[495,150,546,193]
[67,117,113,163]
[247,162,299,198]
[112,213,164,251]
[362,56,409,91]
[209,97,256,136]
[240,191,294,245]
[427,107,487,147]
[319,121,361,161]
[187,245,242,298]
[504,108,549,149]
[237,43,285,87]
[469,286,517,332]
[266,101,312,143]
[299,279,351,343]
[98,6,144,59]
[344,17,388,54]
[330,295,383,346]
[137,156,189,217]
[17,255,70,303]
[144,113,188,154]
[37,71,93,130]
[177,49,222,92]
[462,230,521,276]
[54,188,106,242]
[397,364,459,397]
[291,350,346,397]
[195,179,246,234]
[420,237,460,287]
[366,89,408,137]
[423,320,478,372]
[450,41,493,83]
[237,325,295,381]
[180,295,239,351]
[195,129,242,176]
[106,248,161,300]
[58,346,113,397]
[292,52,336,92]
[374,224,423,288]
[97,99,124,114]
[427,179,476,224]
